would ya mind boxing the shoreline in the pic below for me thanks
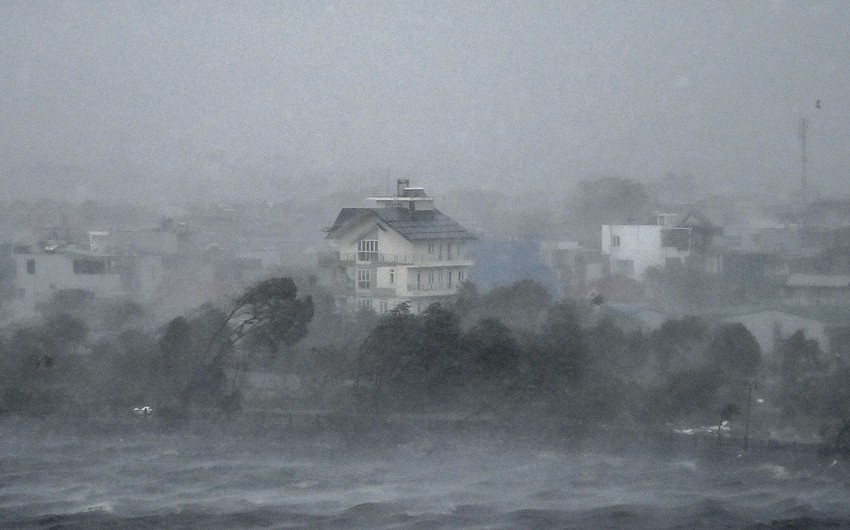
[0,408,835,462]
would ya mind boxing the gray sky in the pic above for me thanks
[2,1,849,202]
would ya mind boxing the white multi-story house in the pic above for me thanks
[601,211,719,280]
[321,180,476,313]
[12,243,163,314]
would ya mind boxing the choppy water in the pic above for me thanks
[2,416,850,529]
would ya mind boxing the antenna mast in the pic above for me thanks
[799,117,808,207]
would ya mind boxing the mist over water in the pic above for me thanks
[2,416,850,529]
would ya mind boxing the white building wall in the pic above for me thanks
[329,213,473,313]
[602,225,665,279]
[14,254,125,311]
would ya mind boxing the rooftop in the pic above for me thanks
[327,207,475,242]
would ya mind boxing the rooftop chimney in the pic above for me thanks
[396,179,409,197]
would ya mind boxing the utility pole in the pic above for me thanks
[799,117,808,209]
[744,378,758,450]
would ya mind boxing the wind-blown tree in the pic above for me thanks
[526,302,588,416]
[181,277,313,411]
[0,313,89,412]
[776,330,827,419]
[296,344,350,407]
[91,328,157,408]
[462,317,519,382]
[354,302,419,412]
[581,317,641,421]
[650,316,708,376]
[473,279,552,330]
[414,303,465,403]
[706,323,761,378]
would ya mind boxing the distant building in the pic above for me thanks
[783,273,850,307]
[320,180,476,313]
[11,243,162,314]
[471,240,557,294]
[719,307,835,358]
[601,210,720,280]
[538,240,606,298]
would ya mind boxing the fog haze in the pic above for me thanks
[2,1,849,202]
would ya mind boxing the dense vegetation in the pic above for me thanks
[0,277,848,444]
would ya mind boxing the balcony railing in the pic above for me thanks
[406,283,462,294]
[319,250,473,265]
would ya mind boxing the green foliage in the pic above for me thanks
[463,317,519,381]
[540,302,586,384]
[776,330,828,418]
[355,303,419,411]
[650,316,707,375]
[641,366,723,424]
[706,323,761,377]
[468,279,552,330]
[181,277,314,411]
[452,280,479,317]
[0,312,89,412]
[91,329,157,407]
[297,345,350,406]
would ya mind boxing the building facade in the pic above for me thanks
[601,211,719,280]
[321,180,476,313]
[12,243,163,314]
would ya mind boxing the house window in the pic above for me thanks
[428,243,435,254]
[357,298,373,310]
[357,268,371,289]
[447,243,452,260]
[458,270,465,283]
[614,259,634,275]
[417,272,422,288]
[379,300,388,313]
[26,259,35,274]
[389,269,395,284]
[448,271,453,287]
[612,236,621,248]
[429,271,434,285]
[358,239,378,262]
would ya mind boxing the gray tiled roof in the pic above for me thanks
[327,207,476,242]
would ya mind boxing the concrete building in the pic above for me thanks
[11,243,163,314]
[601,211,719,280]
[321,180,476,313]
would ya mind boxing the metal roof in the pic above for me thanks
[327,207,476,242]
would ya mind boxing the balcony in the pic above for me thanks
[405,282,462,296]
[319,250,473,266]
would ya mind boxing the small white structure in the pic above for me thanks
[321,180,476,313]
